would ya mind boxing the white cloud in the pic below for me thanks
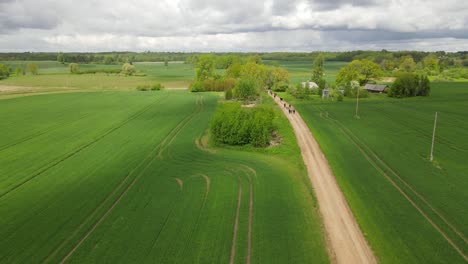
[0,0,467,51]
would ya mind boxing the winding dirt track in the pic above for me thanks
[272,94,377,264]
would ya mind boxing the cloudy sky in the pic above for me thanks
[0,0,467,52]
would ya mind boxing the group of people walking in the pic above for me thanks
[268,90,296,114]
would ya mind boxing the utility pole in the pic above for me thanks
[430,112,438,162]
[354,86,360,119]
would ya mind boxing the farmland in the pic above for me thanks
[265,60,348,84]
[0,91,329,263]
[280,82,468,263]
[0,61,195,94]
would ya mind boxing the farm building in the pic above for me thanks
[364,84,388,93]
[301,81,319,90]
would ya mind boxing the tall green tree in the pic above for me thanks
[336,59,382,85]
[312,54,324,83]
[196,55,215,81]
[399,56,416,72]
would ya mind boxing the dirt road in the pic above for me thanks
[272,94,377,264]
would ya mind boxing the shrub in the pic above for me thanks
[388,73,430,98]
[232,78,259,100]
[210,103,275,147]
[225,88,233,100]
[136,85,150,91]
[288,83,311,99]
[69,63,79,74]
[121,63,136,76]
[27,63,38,75]
[189,81,204,92]
[151,83,164,91]
[0,64,10,80]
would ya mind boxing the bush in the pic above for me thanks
[388,73,430,98]
[151,83,164,90]
[121,63,136,76]
[225,88,233,100]
[189,81,204,92]
[27,63,38,75]
[0,64,10,80]
[136,83,164,91]
[69,63,79,74]
[189,77,236,92]
[136,85,150,91]
[288,83,311,99]
[232,78,259,100]
[210,103,275,147]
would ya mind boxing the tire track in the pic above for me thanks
[229,176,243,264]
[336,124,468,262]
[321,108,468,246]
[0,113,92,153]
[54,94,204,263]
[1,95,168,200]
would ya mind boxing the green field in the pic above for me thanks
[0,91,329,263]
[265,60,348,84]
[0,61,195,92]
[280,82,468,263]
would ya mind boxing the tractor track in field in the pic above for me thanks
[370,104,468,153]
[272,95,376,264]
[227,167,254,264]
[52,95,204,263]
[178,174,211,260]
[0,113,92,153]
[317,107,468,260]
[0,95,169,200]
[229,176,243,264]
[318,106,468,245]
[245,169,253,264]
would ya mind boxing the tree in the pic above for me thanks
[233,78,258,100]
[121,63,136,76]
[226,62,242,78]
[196,55,215,81]
[15,67,22,76]
[399,56,416,72]
[336,59,382,85]
[57,53,65,64]
[0,64,10,80]
[312,53,324,83]
[423,55,440,75]
[27,63,38,75]
[248,54,263,64]
[239,62,269,89]
[268,67,289,91]
[388,73,430,98]
[164,58,169,67]
[69,63,80,74]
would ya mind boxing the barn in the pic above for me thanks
[364,84,388,93]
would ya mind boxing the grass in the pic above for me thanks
[264,60,348,84]
[280,82,468,264]
[0,90,329,263]
[0,61,195,93]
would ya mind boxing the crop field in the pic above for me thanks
[0,91,328,263]
[265,60,348,84]
[0,61,194,92]
[281,82,468,263]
